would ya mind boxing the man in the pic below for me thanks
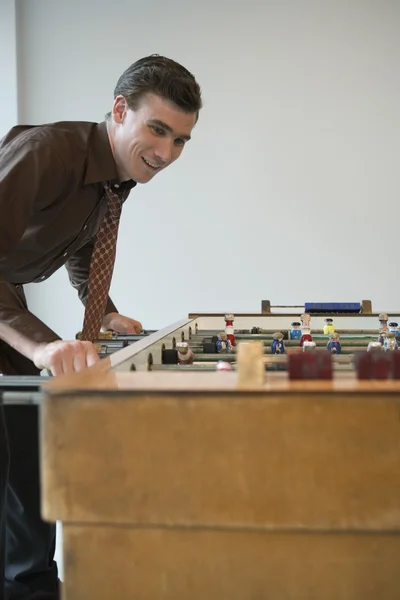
[0,54,202,600]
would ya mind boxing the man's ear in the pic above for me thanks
[112,95,128,124]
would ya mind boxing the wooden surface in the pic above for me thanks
[62,527,400,600]
[44,366,400,393]
[41,362,400,599]
[41,388,400,526]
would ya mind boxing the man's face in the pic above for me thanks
[110,93,197,183]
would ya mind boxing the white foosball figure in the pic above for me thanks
[176,342,194,365]
[378,313,389,331]
[302,341,316,352]
[367,341,383,352]
[378,329,388,346]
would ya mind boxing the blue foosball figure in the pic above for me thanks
[327,332,341,354]
[216,332,232,353]
[384,332,399,351]
[388,322,399,337]
[271,332,285,354]
[290,321,302,340]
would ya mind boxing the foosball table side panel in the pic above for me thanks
[60,524,400,600]
[40,387,400,599]
[109,318,195,371]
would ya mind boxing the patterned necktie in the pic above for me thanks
[80,182,127,342]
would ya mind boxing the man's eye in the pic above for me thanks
[152,126,164,135]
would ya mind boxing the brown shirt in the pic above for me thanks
[0,120,136,344]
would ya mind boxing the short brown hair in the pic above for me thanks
[106,54,202,120]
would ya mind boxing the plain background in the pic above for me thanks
[2,0,400,338]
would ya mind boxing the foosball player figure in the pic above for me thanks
[378,329,388,346]
[388,322,400,337]
[384,332,399,352]
[271,332,285,354]
[176,342,194,365]
[302,341,316,351]
[378,313,389,331]
[367,341,383,352]
[323,318,335,335]
[290,321,302,340]
[300,326,313,347]
[327,332,341,354]
[224,313,236,346]
[216,332,232,353]
[301,313,311,329]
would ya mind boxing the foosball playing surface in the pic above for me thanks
[107,299,400,381]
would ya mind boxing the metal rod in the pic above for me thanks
[0,375,50,390]
[1,391,43,405]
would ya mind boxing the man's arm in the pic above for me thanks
[0,318,99,375]
[0,279,60,349]
[0,136,100,373]
[0,140,68,356]
[65,238,118,316]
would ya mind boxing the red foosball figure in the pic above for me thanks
[224,313,235,346]
[300,327,313,347]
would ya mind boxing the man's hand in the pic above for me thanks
[102,312,143,334]
[33,340,100,376]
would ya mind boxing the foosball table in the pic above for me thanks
[2,300,400,599]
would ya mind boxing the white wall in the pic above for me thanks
[13,0,400,336]
[0,0,18,136]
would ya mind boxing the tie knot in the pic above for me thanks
[103,182,125,220]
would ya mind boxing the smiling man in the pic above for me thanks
[0,55,202,600]
[109,93,194,183]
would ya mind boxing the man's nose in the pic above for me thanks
[154,139,173,164]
